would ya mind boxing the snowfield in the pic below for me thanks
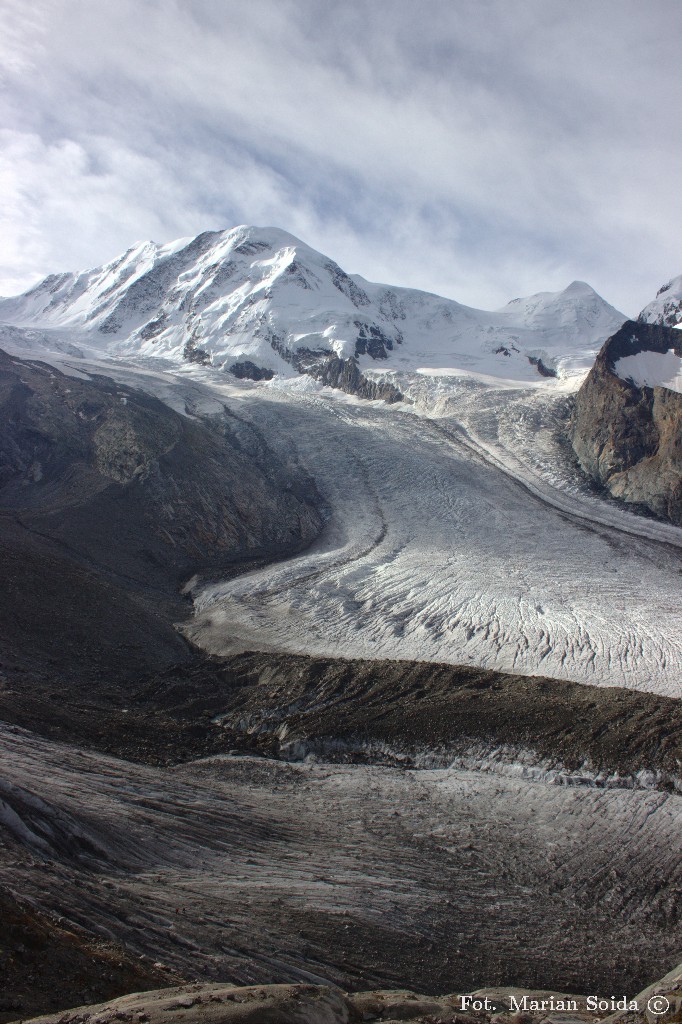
[615,348,682,394]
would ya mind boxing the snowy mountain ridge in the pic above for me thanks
[638,273,682,329]
[0,225,627,386]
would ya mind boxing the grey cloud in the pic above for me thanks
[1,0,681,313]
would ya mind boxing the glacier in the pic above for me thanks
[1,227,679,695]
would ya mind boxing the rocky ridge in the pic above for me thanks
[0,226,625,395]
[570,320,682,524]
[638,273,682,328]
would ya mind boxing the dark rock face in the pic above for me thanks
[182,337,211,364]
[527,354,557,378]
[311,354,403,402]
[0,349,324,680]
[138,313,168,340]
[228,360,274,381]
[323,260,371,307]
[353,320,398,360]
[570,321,682,524]
[291,348,403,403]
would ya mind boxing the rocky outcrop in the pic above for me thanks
[292,349,403,403]
[312,355,403,402]
[229,360,274,381]
[16,965,682,1024]
[353,320,398,359]
[527,354,557,378]
[570,321,682,524]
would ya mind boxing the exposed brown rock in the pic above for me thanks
[14,962,682,1024]
[0,889,181,1023]
[570,322,682,524]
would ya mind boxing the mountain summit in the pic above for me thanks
[0,226,626,390]
[638,273,682,328]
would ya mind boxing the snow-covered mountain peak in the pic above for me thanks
[499,280,617,322]
[562,279,596,295]
[639,274,682,328]
[485,282,626,383]
[0,226,627,388]
[656,274,682,299]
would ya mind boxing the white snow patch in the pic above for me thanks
[615,348,682,394]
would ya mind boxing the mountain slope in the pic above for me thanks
[0,226,626,389]
[0,348,324,681]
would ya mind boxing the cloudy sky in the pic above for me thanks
[1,0,681,315]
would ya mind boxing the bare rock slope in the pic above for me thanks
[17,963,682,1024]
[570,321,682,524]
[0,349,323,681]
[0,889,181,1024]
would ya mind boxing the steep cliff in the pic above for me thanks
[570,321,682,524]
